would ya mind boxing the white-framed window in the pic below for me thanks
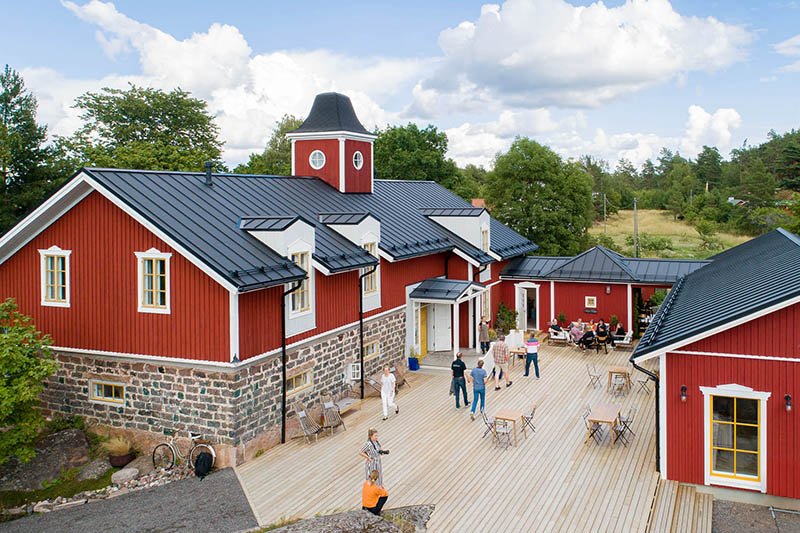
[362,242,378,294]
[585,296,597,309]
[481,227,490,253]
[700,384,770,493]
[39,246,71,307]
[353,151,364,170]
[90,379,125,405]
[309,150,326,170]
[135,249,171,314]
[364,340,381,361]
[348,362,361,381]
[481,291,491,321]
[287,369,313,395]
[290,251,311,314]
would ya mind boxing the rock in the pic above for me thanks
[4,506,26,516]
[54,499,87,511]
[0,429,90,491]
[111,467,139,485]
[270,505,436,533]
[77,458,112,481]
[126,454,154,476]
[33,501,54,513]
[105,488,129,499]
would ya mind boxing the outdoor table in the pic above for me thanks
[510,348,526,368]
[586,402,622,447]
[494,408,526,447]
[607,366,632,391]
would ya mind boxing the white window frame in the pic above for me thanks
[353,150,364,170]
[135,249,172,314]
[309,150,326,170]
[362,241,379,295]
[89,379,126,406]
[585,296,597,309]
[286,239,316,336]
[289,250,312,316]
[481,291,491,322]
[700,383,770,493]
[39,246,71,308]
[348,362,361,382]
[287,369,313,395]
[481,226,490,253]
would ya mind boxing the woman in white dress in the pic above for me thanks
[380,366,398,421]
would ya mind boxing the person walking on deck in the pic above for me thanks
[451,352,469,408]
[524,331,540,378]
[468,359,488,421]
[380,366,398,421]
[479,316,490,354]
[493,335,512,390]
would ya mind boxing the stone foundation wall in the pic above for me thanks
[40,308,407,466]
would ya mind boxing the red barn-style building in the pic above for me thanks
[632,229,800,499]
[0,93,536,465]
[500,246,708,333]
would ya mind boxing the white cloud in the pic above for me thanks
[414,0,752,114]
[775,34,800,72]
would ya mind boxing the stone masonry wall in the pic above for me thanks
[40,308,407,466]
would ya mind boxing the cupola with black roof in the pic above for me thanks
[286,92,376,194]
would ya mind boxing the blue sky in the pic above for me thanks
[2,0,799,167]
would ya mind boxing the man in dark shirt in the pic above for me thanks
[451,352,469,408]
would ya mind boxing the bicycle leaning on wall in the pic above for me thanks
[152,431,216,470]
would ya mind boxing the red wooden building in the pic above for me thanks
[0,93,535,464]
[500,246,708,334]
[632,229,800,499]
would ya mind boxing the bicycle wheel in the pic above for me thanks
[188,443,216,469]
[152,443,176,470]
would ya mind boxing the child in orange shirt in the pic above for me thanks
[361,469,389,516]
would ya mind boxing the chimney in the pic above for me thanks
[204,161,214,186]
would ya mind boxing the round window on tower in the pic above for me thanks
[353,151,364,170]
[309,150,326,170]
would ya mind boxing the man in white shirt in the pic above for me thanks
[380,366,398,421]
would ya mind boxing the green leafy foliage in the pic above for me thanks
[694,220,723,251]
[0,299,59,466]
[625,233,673,254]
[486,138,594,255]
[235,115,302,175]
[55,84,224,172]
[494,302,517,335]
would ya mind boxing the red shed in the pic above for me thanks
[632,229,800,499]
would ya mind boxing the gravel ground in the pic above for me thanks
[0,468,257,533]
[713,500,800,533]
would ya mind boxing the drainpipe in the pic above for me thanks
[358,265,378,400]
[281,280,303,444]
[631,358,660,473]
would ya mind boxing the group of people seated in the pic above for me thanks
[548,317,626,350]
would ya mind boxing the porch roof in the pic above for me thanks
[409,278,485,302]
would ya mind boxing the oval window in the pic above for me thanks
[353,151,364,170]
[309,150,326,170]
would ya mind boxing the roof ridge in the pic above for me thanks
[777,227,800,247]
[639,275,684,347]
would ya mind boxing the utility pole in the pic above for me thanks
[603,193,607,234]
[633,197,639,258]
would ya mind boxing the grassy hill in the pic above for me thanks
[589,210,751,259]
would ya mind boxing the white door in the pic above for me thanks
[517,286,527,330]
[431,304,452,352]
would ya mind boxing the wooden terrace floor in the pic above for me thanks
[236,343,660,532]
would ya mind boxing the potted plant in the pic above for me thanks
[408,347,420,371]
[610,315,619,329]
[557,312,567,327]
[103,436,136,467]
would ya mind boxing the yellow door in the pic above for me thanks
[419,305,428,357]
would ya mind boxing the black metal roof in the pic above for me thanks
[239,216,299,231]
[501,246,709,284]
[489,218,540,259]
[82,169,535,290]
[420,207,485,217]
[632,228,800,359]
[409,278,484,301]
[290,93,373,136]
[318,212,370,225]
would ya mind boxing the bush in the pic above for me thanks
[102,436,133,456]
[44,415,85,434]
[625,233,673,254]
[609,315,619,328]
[494,303,517,334]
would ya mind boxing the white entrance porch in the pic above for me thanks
[514,281,540,332]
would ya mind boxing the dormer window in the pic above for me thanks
[362,242,378,294]
[481,228,490,252]
[309,150,326,170]
[290,251,311,313]
[353,151,364,170]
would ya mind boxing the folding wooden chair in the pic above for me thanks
[481,411,496,439]
[295,402,324,444]
[321,396,346,435]
[391,365,411,389]
[493,419,513,449]
[583,409,604,445]
[636,377,651,394]
[586,363,601,388]
[611,374,627,397]
[620,406,637,438]
[523,405,537,433]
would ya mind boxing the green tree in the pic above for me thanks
[0,299,59,465]
[374,123,461,190]
[738,156,777,206]
[695,146,722,191]
[0,65,53,231]
[457,164,488,200]
[56,84,224,172]
[235,114,302,175]
[486,138,593,255]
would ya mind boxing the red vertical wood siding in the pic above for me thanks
[344,140,372,193]
[238,286,282,360]
[551,281,628,324]
[666,351,800,498]
[681,302,800,358]
[0,191,230,361]
[294,139,340,190]
[372,254,446,314]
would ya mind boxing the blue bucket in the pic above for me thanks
[408,357,420,371]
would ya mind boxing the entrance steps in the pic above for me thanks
[646,480,713,533]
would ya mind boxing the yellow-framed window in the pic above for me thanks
[44,254,67,302]
[287,370,312,394]
[362,242,378,294]
[290,252,310,313]
[364,340,380,361]
[481,228,490,252]
[91,381,125,404]
[142,257,168,308]
[710,395,760,480]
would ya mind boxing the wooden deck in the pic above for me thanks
[236,344,661,531]
[646,480,713,533]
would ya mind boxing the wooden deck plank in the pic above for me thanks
[236,343,661,531]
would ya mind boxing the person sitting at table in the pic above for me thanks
[569,321,583,344]
[587,319,596,332]
[577,328,596,350]
[611,323,626,346]
[548,318,562,333]
[596,319,609,347]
